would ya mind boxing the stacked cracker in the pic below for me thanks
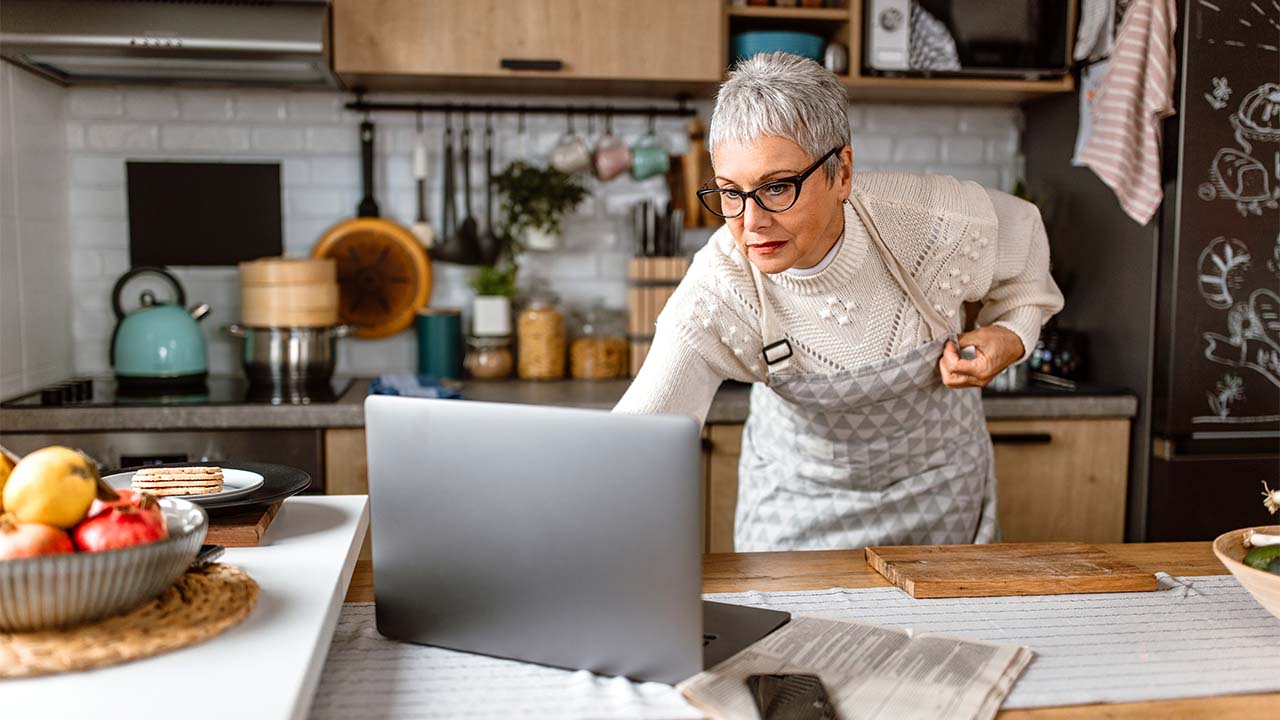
[132,466,224,497]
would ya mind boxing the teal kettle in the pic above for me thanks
[110,267,210,389]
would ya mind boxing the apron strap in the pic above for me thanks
[748,193,954,377]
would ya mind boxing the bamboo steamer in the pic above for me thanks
[239,258,339,328]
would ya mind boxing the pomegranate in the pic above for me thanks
[0,514,75,559]
[73,490,168,552]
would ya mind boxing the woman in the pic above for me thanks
[615,53,1064,551]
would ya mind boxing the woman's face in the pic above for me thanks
[711,136,852,274]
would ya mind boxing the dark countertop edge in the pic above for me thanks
[1,379,1138,433]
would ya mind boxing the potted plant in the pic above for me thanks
[489,161,588,252]
[469,260,518,338]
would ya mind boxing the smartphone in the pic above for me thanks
[746,673,838,720]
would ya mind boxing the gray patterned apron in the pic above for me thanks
[734,193,1000,552]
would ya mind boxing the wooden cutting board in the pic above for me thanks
[205,502,282,547]
[865,542,1158,598]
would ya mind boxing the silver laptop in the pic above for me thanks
[364,395,789,685]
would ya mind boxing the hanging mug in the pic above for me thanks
[550,111,592,175]
[593,112,632,181]
[630,114,670,181]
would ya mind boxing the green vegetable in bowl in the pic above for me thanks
[1243,544,1280,570]
[1268,557,1280,576]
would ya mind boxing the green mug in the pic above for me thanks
[416,308,463,380]
[631,133,670,181]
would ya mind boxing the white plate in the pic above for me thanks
[103,467,266,505]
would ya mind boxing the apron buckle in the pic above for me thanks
[762,339,794,365]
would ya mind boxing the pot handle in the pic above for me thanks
[224,323,248,339]
[189,303,211,322]
[332,324,358,339]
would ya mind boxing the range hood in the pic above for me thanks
[0,0,333,87]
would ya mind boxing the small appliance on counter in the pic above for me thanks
[227,257,354,393]
[109,267,210,392]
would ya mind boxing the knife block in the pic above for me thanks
[627,257,690,377]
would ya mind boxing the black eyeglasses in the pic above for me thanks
[697,146,842,219]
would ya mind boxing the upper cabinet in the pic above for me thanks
[333,0,1074,104]
[333,0,725,94]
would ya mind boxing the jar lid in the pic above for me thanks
[467,335,512,348]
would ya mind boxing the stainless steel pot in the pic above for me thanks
[224,324,355,388]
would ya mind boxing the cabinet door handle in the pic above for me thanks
[500,58,563,71]
[990,433,1053,445]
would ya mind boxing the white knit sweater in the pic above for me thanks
[615,171,1065,425]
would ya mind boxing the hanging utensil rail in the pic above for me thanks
[346,97,697,118]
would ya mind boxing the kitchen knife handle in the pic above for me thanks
[500,58,563,71]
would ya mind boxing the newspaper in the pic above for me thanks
[677,615,1034,720]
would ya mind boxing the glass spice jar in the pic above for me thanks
[464,335,514,380]
[569,303,628,380]
[516,294,565,380]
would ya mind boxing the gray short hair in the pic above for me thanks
[708,52,850,181]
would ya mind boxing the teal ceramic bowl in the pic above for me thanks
[731,31,826,64]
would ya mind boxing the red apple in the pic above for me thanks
[0,514,75,559]
[73,490,168,552]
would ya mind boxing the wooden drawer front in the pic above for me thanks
[990,418,1130,544]
[334,0,723,82]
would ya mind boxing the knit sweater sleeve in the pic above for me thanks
[979,189,1065,361]
[613,240,762,425]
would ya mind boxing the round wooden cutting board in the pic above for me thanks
[312,219,432,339]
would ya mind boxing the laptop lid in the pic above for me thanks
[364,395,704,684]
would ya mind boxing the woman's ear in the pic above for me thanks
[839,145,853,192]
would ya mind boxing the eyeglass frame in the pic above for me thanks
[696,146,843,219]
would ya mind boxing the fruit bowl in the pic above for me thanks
[1213,525,1280,621]
[0,498,207,632]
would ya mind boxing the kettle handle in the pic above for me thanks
[111,266,186,321]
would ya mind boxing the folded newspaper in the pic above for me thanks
[678,616,1034,720]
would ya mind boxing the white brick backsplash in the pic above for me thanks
[251,126,306,152]
[941,137,985,165]
[306,127,358,153]
[58,87,1022,376]
[87,123,159,151]
[310,156,359,186]
[125,91,180,120]
[66,123,85,151]
[69,187,126,218]
[864,106,958,134]
[161,125,250,152]
[985,136,1018,164]
[850,133,895,163]
[70,249,104,280]
[69,89,124,119]
[71,157,125,186]
[288,94,341,123]
[958,108,1022,136]
[73,305,113,341]
[235,93,287,122]
[893,136,939,164]
[179,92,235,122]
[287,188,352,218]
[282,158,310,186]
[71,219,127,248]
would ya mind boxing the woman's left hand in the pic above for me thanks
[939,326,1025,388]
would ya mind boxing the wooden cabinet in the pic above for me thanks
[333,0,724,90]
[700,417,1131,552]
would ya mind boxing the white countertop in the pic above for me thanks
[4,495,370,720]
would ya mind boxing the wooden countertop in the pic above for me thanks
[345,541,1275,719]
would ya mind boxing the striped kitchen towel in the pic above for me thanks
[1077,0,1178,225]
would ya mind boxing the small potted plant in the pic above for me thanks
[469,261,517,338]
[489,160,588,252]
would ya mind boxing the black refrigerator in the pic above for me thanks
[1025,0,1279,541]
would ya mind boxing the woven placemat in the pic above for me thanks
[0,563,258,679]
